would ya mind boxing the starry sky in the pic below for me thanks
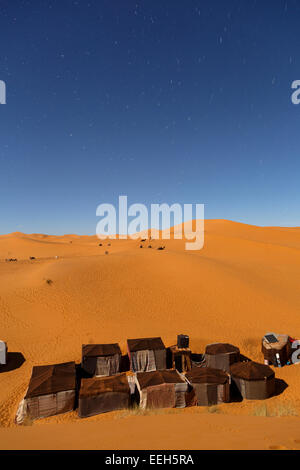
[0,0,300,234]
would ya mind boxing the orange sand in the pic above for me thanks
[1,220,300,450]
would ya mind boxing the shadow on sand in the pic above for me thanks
[0,352,25,373]
[273,378,288,397]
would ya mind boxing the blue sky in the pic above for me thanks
[0,0,300,234]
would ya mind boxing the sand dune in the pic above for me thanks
[1,219,300,449]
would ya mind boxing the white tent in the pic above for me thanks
[0,341,7,365]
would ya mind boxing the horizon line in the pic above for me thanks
[2,218,300,238]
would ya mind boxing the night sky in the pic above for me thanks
[1,0,300,234]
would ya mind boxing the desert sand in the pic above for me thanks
[1,220,300,450]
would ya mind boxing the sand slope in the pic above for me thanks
[0,220,300,449]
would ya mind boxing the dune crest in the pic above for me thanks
[1,219,300,449]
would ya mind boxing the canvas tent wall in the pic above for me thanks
[135,369,194,409]
[78,372,130,418]
[82,343,121,377]
[262,334,291,367]
[205,343,240,372]
[17,361,76,422]
[186,367,230,406]
[0,341,7,365]
[230,361,275,400]
[127,337,166,372]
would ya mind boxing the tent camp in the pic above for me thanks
[81,343,121,377]
[16,361,76,423]
[262,334,291,367]
[135,369,193,409]
[78,372,130,418]
[205,343,240,372]
[0,341,7,365]
[127,337,166,372]
[230,361,275,400]
[185,367,230,406]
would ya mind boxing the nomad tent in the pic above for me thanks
[135,369,193,409]
[230,361,275,400]
[17,361,76,422]
[205,343,240,372]
[127,337,166,372]
[78,372,130,418]
[81,343,121,377]
[186,367,230,406]
[262,334,291,367]
[0,341,7,365]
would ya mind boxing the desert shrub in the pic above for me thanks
[271,402,298,417]
[251,403,269,417]
[207,405,220,414]
[251,402,298,417]
[117,404,181,419]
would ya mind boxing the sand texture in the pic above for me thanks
[1,220,300,449]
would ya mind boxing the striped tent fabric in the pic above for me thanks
[78,373,130,418]
[135,369,193,409]
[127,337,166,372]
[20,362,76,422]
[81,343,121,377]
[230,361,275,400]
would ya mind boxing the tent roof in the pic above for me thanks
[186,367,229,385]
[136,369,185,389]
[127,337,165,352]
[79,373,129,398]
[205,343,240,355]
[230,361,275,381]
[25,362,76,398]
[82,343,121,357]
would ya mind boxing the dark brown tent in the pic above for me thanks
[186,367,230,406]
[135,369,192,409]
[230,361,275,400]
[78,372,130,418]
[81,343,121,377]
[23,362,76,420]
[127,337,166,372]
[205,343,240,372]
[262,334,291,367]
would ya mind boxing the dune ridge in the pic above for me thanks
[1,219,300,449]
